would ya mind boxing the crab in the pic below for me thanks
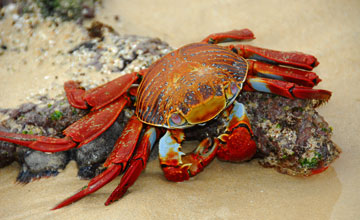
[0,29,331,209]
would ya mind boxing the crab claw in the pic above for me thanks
[159,130,218,182]
[217,126,256,162]
[216,101,256,162]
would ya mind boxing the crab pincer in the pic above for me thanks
[159,130,218,182]
[216,101,257,162]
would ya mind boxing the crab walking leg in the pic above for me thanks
[247,60,322,87]
[0,132,76,152]
[52,115,144,210]
[51,163,123,210]
[244,76,332,100]
[201,29,255,44]
[64,96,128,148]
[225,44,319,70]
[105,127,158,205]
[0,96,128,152]
[64,81,88,109]
[216,101,257,162]
[65,72,139,110]
[159,130,218,182]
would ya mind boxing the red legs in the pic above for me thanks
[203,29,317,70]
[244,76,332,100]
[0,96,128,152]
[201,29,255,44]
[0,69,149,209]
[233,44,319,70]
[204,29,331,100]
[227,44,332,100]
[65,96,128,147]
[52,163,122,210]
[0,69,151,210]
[52,115,142,209]
[0,132,76,152]
[105,127,158,205]
[0,69,145,152]
[242,58,331,100]
[60,71,147,148]
[246,60,321,87]
[65,72,139,110]
[233,47,331,100]
[53,117,158,210]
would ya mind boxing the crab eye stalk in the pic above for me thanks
[169,112,187,127]
[225,82,240,103]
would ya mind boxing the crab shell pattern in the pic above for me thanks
[136,43,247,128]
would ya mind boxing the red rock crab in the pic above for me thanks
[0,29,331,209]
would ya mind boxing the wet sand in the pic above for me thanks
[1,0,360,219]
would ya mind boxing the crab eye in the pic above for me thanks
[225,82,240,101]
[169,112,187,127]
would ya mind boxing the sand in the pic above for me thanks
[0,0,359,219]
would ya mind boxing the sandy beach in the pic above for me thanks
[0,0,359,219]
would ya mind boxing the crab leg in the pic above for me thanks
[51,163,123,210]
[65,72,139,110]
[64,96,128,148]
[0,96,128,152]
[244,76,332,100]
[52,115,146,210]
[247,60,321,87]
[216,101,257,162]
[105,127,158,205]
[0,71,135,152]
[0,132,76,152]
[225,44,319,70]
[159,130,218,182]
[64,81,88,109]
[202,29,255,44]
[205,29,318,70]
